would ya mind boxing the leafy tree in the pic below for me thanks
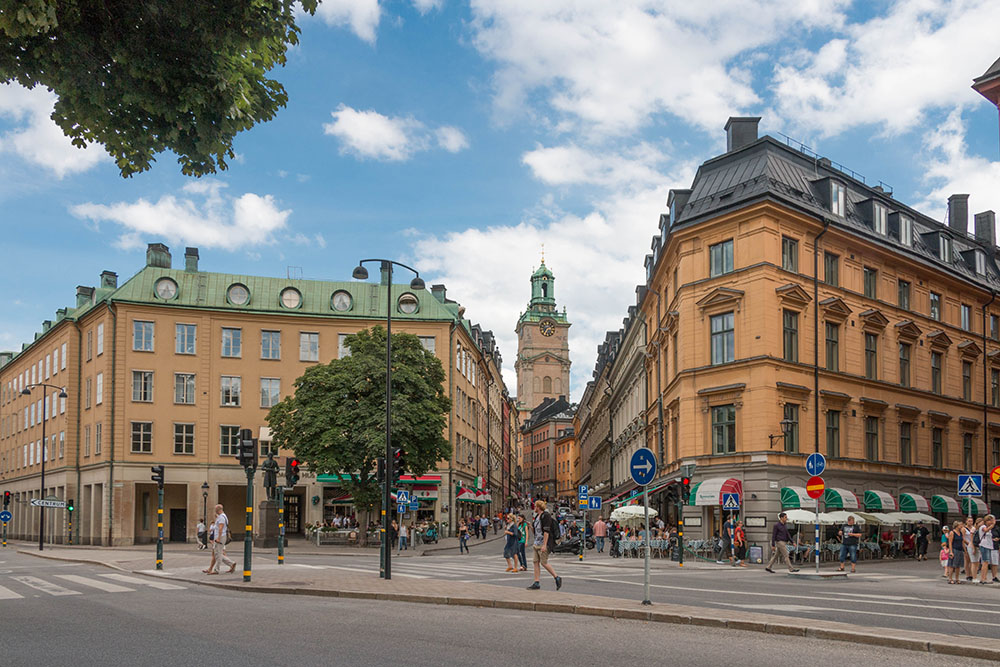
[0,0,318,177]
[266,327,451,541]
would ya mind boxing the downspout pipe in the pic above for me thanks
[107,299,117,546]
[983,290,995,510]
[74,319,83,545]
[448,321,456,535]
[814,221,830,455]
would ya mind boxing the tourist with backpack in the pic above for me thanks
[966,517,983,581]
[206,503,237,575]
[978,515,999,584]
[526,500,562,591]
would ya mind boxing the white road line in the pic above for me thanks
[0,584,24,600]
[294,564,428,579]
[55,575,134,593]
[11,576,81,596]
[100,574,186,590]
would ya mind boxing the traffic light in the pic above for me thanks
[150,465,164,488]
[376,457,386,484]
[286,457,300,487]
[2,491,10,508]
[680,476,691,503]
[391,448,404,485]
[67,498,74,513]
[237,429,257,469]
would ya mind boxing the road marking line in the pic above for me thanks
[100,574,186,590]
[55,575,134,593]
[11,576,81,596]
[0,584,24,600]
[293,564,428,579]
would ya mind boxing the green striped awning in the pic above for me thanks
[822,487,860,510]
[962,497,988,516]
[930,495,960,514]
[898,493,930,513]
[780,486,816,509]
[863,490,898,511]
[686,481,702,506]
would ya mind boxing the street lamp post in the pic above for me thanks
[22,383,68,551]
[201,481,209,525]
[352,259,425,582]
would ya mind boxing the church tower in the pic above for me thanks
[515,258,571,421]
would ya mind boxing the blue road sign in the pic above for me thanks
[722,493,741,510]
[0,510,11,522]
[397,504,406,513]
[958,474,984,497]
[629,447,657,486]
[588,496,602,510]
[578,485,589,499]
[409,500,419,511]
[806,452,827,477]
[396,489,410,505]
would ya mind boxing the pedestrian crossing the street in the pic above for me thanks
[0,572,187,601]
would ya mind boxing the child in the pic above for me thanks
[940,542,950,578]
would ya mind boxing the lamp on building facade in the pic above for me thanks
[768,418,795,449]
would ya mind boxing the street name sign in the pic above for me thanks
[805,476,825,499]
[805,452,827,477]
[0,510,11,522]
[629,448,657,486]
[30,499,66,509]
[587,496,602,510]
[991,465,1000,488]
[396,490,410,505]
[958,474,983,497]
[721,493,741,510]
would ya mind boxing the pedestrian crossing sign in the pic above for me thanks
[396,489,410,505]
[957,474,983,497]
[722,493,741,510]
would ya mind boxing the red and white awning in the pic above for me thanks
[692,477,743,506]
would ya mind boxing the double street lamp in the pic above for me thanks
[352,258,424,581]
[21,383,68,551]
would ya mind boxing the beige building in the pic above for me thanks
[0,244,512,545]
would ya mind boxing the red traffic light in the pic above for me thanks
[290,459,299,467]
[681,477,690,486]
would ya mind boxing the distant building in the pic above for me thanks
[520,396,575,501]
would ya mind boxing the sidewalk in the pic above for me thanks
[16,543,1000,661]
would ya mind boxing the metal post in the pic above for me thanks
[814,504,820,574]
[2,521,7,547]
[678,517,684,567]
[579,508,585,561]
[642,484,651,605]
[383,261,393,581]
[277,486,285,565]
[68,509,73,546]
[39,408,46,551]
[156,486,164,570]
[244,467,254,582]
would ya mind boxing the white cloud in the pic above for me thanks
[314,0,381,43]
[323,104,469,161]
[772,0,1000,136]
[468,0,848,136]
[70,180,291,251]
[0,83,106,177]
[435,126,470,153]
[412,0,443,13]
[522,142,669,188]
[916,110,1000,223]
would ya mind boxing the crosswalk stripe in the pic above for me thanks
[99,574,186,590]
[0,584,24,600]
[11,575,81,596]
[55,574,134,593]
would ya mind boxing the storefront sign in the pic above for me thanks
[744,516,766,528]
[684,516,702,527]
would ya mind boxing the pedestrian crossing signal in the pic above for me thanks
[680,477,691,503]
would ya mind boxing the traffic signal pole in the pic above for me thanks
[156,486,164,570]
[277,485,285,565]
[244,465,254,582]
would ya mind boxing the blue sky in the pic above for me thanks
[1,0,999,400]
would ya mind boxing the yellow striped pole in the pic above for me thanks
[244,467,254,582]
[156,489,164,569]
[277,486,285,564]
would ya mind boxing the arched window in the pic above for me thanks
[533,377,541,392]
[543,376,552,393]
[541,282,548,297]
[554,377,562,394]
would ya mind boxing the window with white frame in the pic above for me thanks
[976,250,987,276]
[52,347,59,374]
[418,336,436,354]
[61,342,67,369]
[176,323,196,355]
[96,372,103,405]
[261,330,281,360]
[939,236,952,262]
[899,216,913,246]
[220,425,240,456]
[45,354,50,379]
[95,423,101,455]
[133,321,154,351]
[132,370,153,402]
[174,373,195,404]
[299,332,319,361]
[174,423,195,455]
[260,378,281,408]
[338,333,352,358]
[97,322,104,355]
[59,431,65,458]
[873,203,888,235]
[221,376,241,406]
[221,327,242,357]
[130,421,152,453]
[831,182,846,216]
[84,425,91,456]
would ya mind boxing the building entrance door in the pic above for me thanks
[169,508,187,542]
[284,495,301,534]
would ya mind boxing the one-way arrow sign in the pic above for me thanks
[629,447,657,486]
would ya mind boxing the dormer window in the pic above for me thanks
[976,250,987,276]
[939,236,952,262]
[874,203,888,235]
[899,216,913,246]
[831,182,846,217]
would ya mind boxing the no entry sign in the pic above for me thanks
[805,476,825,499]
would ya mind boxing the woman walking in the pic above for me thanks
[734,520,747,567]
[503,514,519,572]
[947,521,964,584]
[458,519,470,554]
[516,515,528,570]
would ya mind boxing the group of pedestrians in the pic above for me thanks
[943,514,1000,585]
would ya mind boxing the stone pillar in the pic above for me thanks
[254,500,279,548]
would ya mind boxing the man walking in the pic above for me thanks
[207,504,237,575]
[720,514,735,565]
[765,512,799,573]
[837,515,862,573]
[979,514,998,584]
[196,518,207,550]
[527,500,562,591]
[593,516,608,554]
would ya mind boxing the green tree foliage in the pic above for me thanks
[266,327,452,510]
[0,0,318,177]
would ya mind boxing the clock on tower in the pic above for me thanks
[514,259,571,420]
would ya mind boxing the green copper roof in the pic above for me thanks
[531,261,554,279]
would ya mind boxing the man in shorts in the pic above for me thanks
[979,515,998,585]
[526,500,562,591]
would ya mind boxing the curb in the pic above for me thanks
[122,568,1000,660]
[17,549,126,572]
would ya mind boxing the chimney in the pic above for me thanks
[975,210,996,248]
[145,242,171,268]
[42,320,52,333]
[380,264,390,286]
[725,116,761,152]
[667,188,692,224]
[100,270,118,289]
[431,284,447,303]
[0,351,12,368]
[56,308,67,320]
[184,247,199,272]
[948,194,969,235]
[76,286,95,308]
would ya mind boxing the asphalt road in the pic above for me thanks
[275,547,1000,640]
[0,549,993,667]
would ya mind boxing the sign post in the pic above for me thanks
[958,474,983,521]
[630,447,657,606]
[722,493,740,564]
[0,510,11,548]
[806,474,825,575]
[577,485,588,562]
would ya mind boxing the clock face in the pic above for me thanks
[331,290,352,312]
[154,278,177,300]
[539,319,555,337]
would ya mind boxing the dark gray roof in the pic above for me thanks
[974,56,1000,84]
[671,135,1000,292]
